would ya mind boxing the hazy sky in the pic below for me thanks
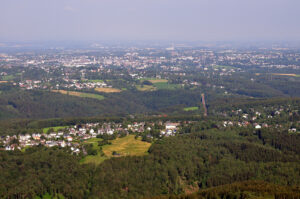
[1,0,300,42]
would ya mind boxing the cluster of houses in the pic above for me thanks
[17,77,112,91]
[0,121,180,152]
[161,122,180,136]
[1,122,100,152]
[3,112,296,153]
[222,106,300,132]
[222,120,266,129]
[60,78,109,90]
[18,80,46,90]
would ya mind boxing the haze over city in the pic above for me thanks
[1,0,300,198]
[1,0,300,42]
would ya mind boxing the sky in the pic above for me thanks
[0,0,300,42]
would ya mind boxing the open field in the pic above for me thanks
[272,73,300,77]
[141,78,168,84]
[136,81,181,91]
[81,135,151,165]
[256,73,300,77]
[184,106,199,111]
[148,79,168,83]
[43,126,68,133]
[1,75,14,81]
[52,90,105,100]
[153,82,182,90]
[88,79,104,83]
[136,85,156,91]
[103,135,151,156]
[94,87,121,93]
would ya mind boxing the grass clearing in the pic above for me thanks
[103,135,151,156]
[148,79,168,83]
[184,106,199,111]
[81,135,151,165]
[88,79,104,83]
[21,146,31,152]
[136,85,156,91]
[272,73,300,77]
[140,78,168,84]
[136,81,181,91]
[94,87,121,93]
[43,126,68,133]
[153,82,181,90]
[52,90,105,100]
[1,75,14,81]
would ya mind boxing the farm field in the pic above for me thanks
[81,135,151,165]
[94,87,121,93]
[256,73,300,77]
[147,79,168,83]
[140,78,168,83]
[184,106,199,111]
[52,90,105,100]
[272,73,300,77]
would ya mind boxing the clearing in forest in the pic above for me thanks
[94,87,122,93]
[272,73,300,77]
[256,73,300,77]
[1,75,14,81]
[184,107,199,111]
[43,126,69,133]
[81,135,151,165]
[52,90,105,100]
[87,79,104,83]
[148,79,168,83]
[136,85,156,91]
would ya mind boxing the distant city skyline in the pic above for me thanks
[1,0,300,42]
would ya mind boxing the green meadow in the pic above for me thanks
[184,106,199,111]
[81,135,151,165]
[43,126,69,133]
[1,75,14,81]
[153,82,181,90]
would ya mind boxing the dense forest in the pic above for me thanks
[0,87,204,120]
[149,181,300,199]
[0,126,299,198]
[1,72,300,121]
[1,69,300,198]
[1,96,299,136]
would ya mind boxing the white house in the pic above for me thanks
[255,124,262,129]
[67,136,73,142]
[165,122,179,130]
